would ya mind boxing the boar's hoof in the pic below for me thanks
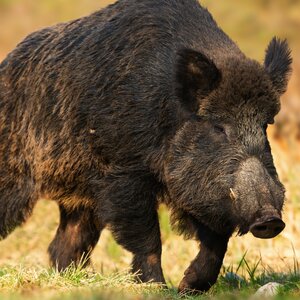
[178,272,210,294]
[250,217,285,239]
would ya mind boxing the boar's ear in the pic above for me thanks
[264,37,292,94]
[176,49,221,113]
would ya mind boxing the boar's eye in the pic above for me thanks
[214,124,226,135]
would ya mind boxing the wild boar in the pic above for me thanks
[0,0,292,292]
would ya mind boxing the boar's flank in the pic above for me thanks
[0,0,292,293]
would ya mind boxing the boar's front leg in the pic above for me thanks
[178,223,230,293]
[97,171,166,284]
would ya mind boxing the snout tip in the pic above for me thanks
[250,217,285,239]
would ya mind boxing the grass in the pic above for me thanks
[0,266,165,300]
[0,0,300,299]
[1,256,300,300]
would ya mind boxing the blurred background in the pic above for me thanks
[0,0,300,285]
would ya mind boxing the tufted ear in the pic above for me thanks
[175,49,221,113]
[264,37,292,95]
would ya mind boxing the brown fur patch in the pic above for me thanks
[147,254,159,266]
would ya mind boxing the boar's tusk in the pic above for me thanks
[230,188,236,201]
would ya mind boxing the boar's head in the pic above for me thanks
[165,38,292,239]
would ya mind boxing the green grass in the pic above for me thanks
[1,258,300,300]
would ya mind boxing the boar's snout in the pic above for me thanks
[250,215,285,239]
[233,157,285,238]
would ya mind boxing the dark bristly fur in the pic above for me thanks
[264,37,293,94]
[0,0,292,293]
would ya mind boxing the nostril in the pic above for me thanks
[250,217,285,239]
[255,225,267,231]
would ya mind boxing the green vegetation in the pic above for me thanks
[1,254,300,300]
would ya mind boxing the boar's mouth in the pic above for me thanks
[249,216,285,239]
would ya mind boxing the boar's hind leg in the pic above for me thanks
[48,205,102,271]
[99,172,165,284]
[0,176,37,240]
[178,224,230,293]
